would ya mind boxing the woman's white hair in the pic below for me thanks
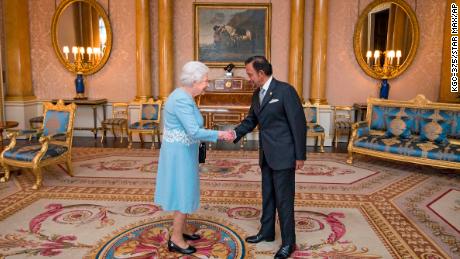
[179,61,209,87]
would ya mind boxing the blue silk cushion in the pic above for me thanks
[385,116,414,139]
[141,104,160,120]
[4,144,68,162]
[305,107,317,124]
[129,122,159,130]
[420,119,451,144]
[307,124,324,133]
[43,110,70,136]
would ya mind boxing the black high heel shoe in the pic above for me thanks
[168,239,197,254]
[183,233,201,241]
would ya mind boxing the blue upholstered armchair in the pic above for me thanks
[0,100,76,190]
[303,102,325,152]
[128,98,162,149]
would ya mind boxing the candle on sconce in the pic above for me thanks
[388,50,395,65]
[86,47,93,60]
[72,46,78,60]
[366,50,372,65]
[374,50,380,65]
[396,50,402,66]
[93,47,101,59]
[79,47,85,59]
[63,46,69,60]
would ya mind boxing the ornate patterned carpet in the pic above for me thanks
[0,147,459,258]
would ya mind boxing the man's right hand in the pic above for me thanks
[217,130,236,142]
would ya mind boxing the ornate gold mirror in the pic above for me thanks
[353,0,419,80]
[51,0,112,75]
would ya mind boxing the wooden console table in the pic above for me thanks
[52,99,107,138]
[197,77,254,129]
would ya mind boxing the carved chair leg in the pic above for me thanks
[151,133,155,150]
[0,164,11,182]
[121,125,125,144]
[139,133,144,144]
[334,129,338,148]
[347,129,352,146]
[65,159,74,177]
[156,131,161,146]
[128,131,133,149]
[119,125,124,143]
[111,126,117,140]
[332,130,337,148]
[32,167,43,190]
[101,124,106,143]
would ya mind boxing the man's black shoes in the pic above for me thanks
[245,233,275,243]
[274,244,295,259]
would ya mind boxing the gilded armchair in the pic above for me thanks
[128,99,162,149]
[303,102,325,152]
[0,100,76,190]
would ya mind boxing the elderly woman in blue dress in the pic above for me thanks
[154,61,233,255]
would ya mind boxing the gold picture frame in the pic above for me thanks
[193,2,271,68]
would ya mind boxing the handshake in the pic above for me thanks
[217,130,236,142]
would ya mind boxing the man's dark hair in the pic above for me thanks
[244,56,273,76]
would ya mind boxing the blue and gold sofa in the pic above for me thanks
[347,95,460,170]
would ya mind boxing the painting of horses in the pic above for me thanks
[193,3,271,68]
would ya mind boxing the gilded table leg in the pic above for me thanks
[103,105,107,139]
[92,105,98,139]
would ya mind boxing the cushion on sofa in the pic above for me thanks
[448,111,460,139]
[370,106,402,131]
[420,119,451,144]
[354,135,460,162]
[370,106,417,131]
[385,115,414,139]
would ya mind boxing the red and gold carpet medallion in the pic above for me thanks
[93,218,246,258]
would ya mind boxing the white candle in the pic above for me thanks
[72,46,78,60]
[366,50,372,65]
[374,50,380,65]
[388,50,395,65]
[86,47,93,59]
[63,46,69,60]
[93,48,101,59]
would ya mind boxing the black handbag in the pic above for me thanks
[198,142,206,163]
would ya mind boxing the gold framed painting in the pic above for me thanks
[193,2,271,68]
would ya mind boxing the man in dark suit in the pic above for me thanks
[232,56,307,259]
